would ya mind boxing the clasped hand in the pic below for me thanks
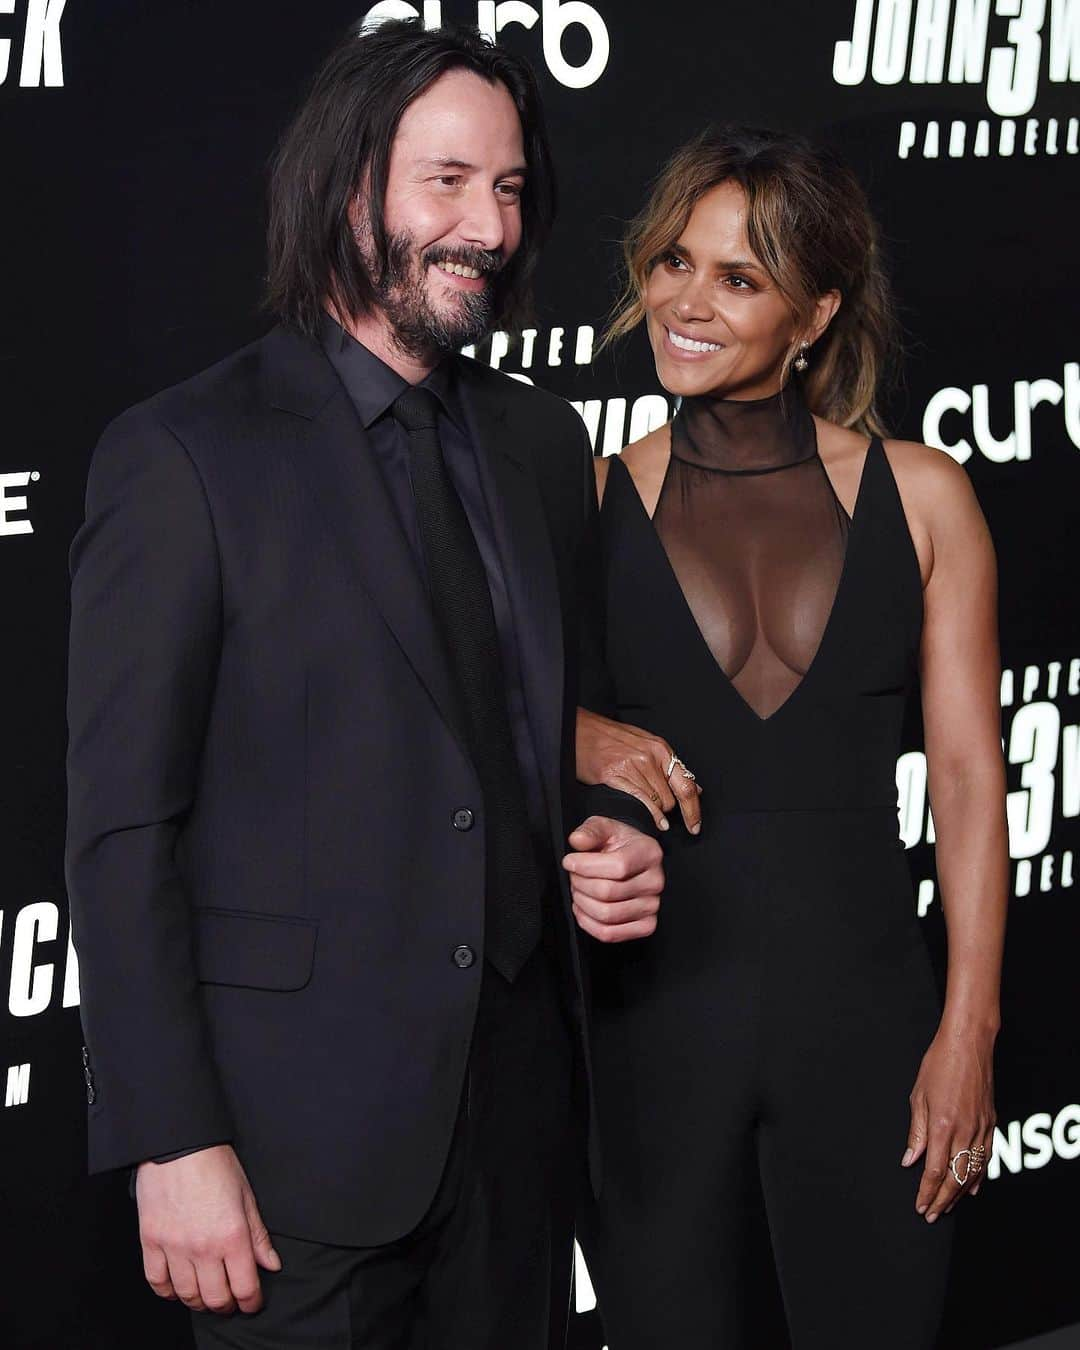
[563,816,664,943]
[576,707,702,835]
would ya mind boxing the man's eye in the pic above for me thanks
[437,175,461,187]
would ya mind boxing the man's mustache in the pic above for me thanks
[422,244,503,276]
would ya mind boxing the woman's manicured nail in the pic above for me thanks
[926,1212,938,1224]
[659,817,669,830]
[916,1203,927,1215]
[690,823,701,835]
[901,1148,915,1167]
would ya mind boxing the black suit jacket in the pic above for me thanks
[65,324,643,1247]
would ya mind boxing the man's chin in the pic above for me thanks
[389,315,491,361]
[419,299,494,353]
[428,283,492,321]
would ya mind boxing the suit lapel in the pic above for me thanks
[457,361,565,822]
[261,325,469,758]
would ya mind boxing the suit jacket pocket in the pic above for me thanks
[193,907,318,991]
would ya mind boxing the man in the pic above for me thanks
[66,19,663,1350]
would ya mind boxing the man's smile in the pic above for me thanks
[431,260,488,292]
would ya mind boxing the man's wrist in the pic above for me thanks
[128,1141,230,1200]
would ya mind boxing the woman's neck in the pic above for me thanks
[671,382,817,474]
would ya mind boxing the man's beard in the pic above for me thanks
[374,231,504,360]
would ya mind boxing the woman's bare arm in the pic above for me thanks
[889,440,1008,1221]
[577,445,703,835]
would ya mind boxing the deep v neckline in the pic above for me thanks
[606,439,877,726]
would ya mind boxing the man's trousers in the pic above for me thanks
[190,945,576,1350]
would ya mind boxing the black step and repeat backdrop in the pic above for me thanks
[2,2,1078,1346]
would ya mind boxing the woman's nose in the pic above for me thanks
[672,275,713,322]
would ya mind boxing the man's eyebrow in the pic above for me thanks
[417,156,528,177]
[418,157,475,171]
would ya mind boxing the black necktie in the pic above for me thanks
[393,385,543,982]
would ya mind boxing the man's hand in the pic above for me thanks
[563,816,664,942]
[136,1143,282,1315]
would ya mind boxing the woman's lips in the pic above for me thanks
[661,324,725,361]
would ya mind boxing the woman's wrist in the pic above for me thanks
[937,1003,1001,1042]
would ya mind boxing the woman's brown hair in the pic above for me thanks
[607,125,900,436]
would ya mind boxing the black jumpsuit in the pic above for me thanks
[582,387,952,1348]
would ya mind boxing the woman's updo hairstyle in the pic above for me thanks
[607,124,900,436]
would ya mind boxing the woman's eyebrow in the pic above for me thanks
[713,256,764,271]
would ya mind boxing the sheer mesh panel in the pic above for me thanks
[652,386,849,720]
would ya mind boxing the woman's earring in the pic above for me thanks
[794,342,810,373]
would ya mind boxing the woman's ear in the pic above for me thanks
[806,289,842,346]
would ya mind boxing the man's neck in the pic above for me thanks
[328,303,438,385]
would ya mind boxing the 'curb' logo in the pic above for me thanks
[363,1,610,89]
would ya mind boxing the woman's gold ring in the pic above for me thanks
[665,753,697,783]
[950,1146,985,1186]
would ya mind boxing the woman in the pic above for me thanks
[569,127,1008,1348]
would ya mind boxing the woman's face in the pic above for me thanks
[644,180,804,401]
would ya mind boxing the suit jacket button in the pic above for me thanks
[452,945,476,969]
[452,808,475,831]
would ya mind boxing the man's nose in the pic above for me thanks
[458,189,506,253]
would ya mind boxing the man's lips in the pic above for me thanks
[430,260,490,293]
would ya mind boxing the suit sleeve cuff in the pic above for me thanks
[577,783,661,839]
[127,1142,231,1200]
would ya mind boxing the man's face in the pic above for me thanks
[358,68,527,361]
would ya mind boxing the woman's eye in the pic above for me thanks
[664,253,688,271]
[437,176,461,188]
[496,182,522,200]
[725,274,754,290]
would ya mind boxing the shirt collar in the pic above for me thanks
[318,311,462,431]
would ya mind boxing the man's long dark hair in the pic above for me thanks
[266,18,556,338]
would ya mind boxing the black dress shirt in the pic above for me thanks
[318,314,549,845]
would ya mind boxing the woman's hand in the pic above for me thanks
[576,707,702,835]
[903,1024,997,1222]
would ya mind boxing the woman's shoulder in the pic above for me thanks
[817,419,975,517]
[878,437,994,591]
[878,436,974,497]
[598,424,671,513]
[818,418,987,585]
[620,422,672,470]
[866,438,983,559]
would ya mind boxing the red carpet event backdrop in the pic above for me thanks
[1,2,1077,1346]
